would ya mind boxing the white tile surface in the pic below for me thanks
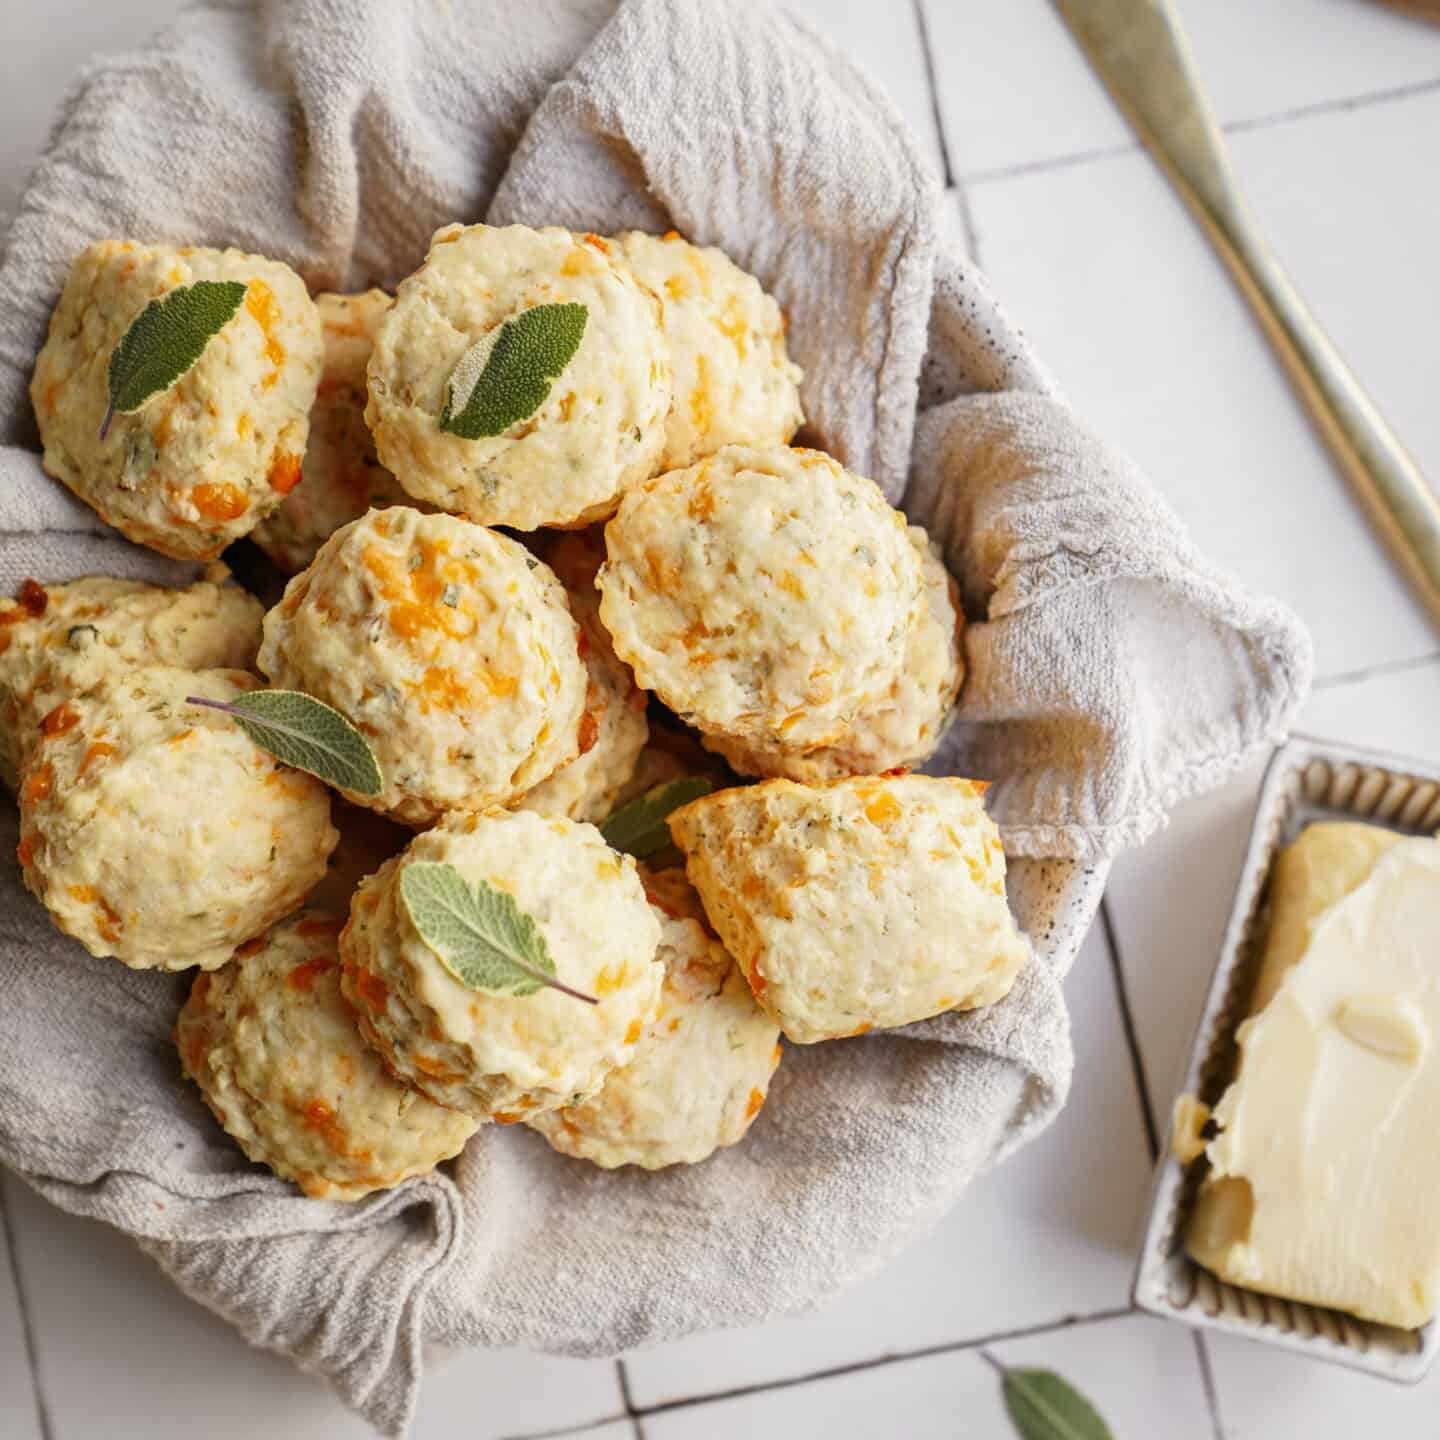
[1304,659,1440,755]
[925,0,1440,179]
[1180,0,1440,129]
[0,0,183,224]
[2,1173,373,1440]
[0,1192,42,1440]
[643,1313,1212,1440]
[417,1348,623,1440]
[1207,1327,1440,1440]
[624,922,1150,1408]
[1101,759,1269,1132]
[923,0,1133,178]
[0,1172,623,1440]
[554,1425,635,1440]
[1231,91,1440,523]
[986,1314,1215,1440]
[966,121,1437,678]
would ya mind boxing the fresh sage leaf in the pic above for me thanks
[186,690,383,796]
[439,302,588,440]
[599,777,713,859]
[102,280,248,439]
[399,861,597,1005]
[1001,1368,1114,1440]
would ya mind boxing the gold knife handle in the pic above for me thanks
[1187,191,1440,625]
[1050,0,1440,628]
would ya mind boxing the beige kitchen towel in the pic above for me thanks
[0,0,1312,1434]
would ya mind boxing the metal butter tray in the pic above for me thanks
[1133,736,1440,1381]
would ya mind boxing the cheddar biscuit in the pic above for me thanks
[340,808,662,1120]
[258,507,587,825]
[598,446,924,749]
[668,775,1026,1043]
[612,231,803,470]
[252,290,413,573]
[31,241,323,560]
[0,574,262,789]
[528,866,780,1168]
[514,530,648,822]
[705,526,963,779]
[367,224,671,529]
[16,665,336,970]
[177,911,478,1201]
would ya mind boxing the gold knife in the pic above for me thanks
[1374,0,1440,23]
[1052,0,1440,628]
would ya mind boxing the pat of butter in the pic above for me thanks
[1249,820,1405,1014]
[1170,1093,1211,1165]
[1335,995,1427,1063]
[1185,832,1440,1329]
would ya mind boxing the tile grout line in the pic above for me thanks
[499,1306,1138,1437]
[497,1412,631,1440]
[0,1176,53,1440]
[1098,898,1160,1163]
[962,71,1440,190]
[1097,910,1228,1440]
[911,0,955,188]
[439,1304,1154,1439]
[500,1415,620,1440]
[964,139,1138,189]
[1191,1331,1229,1440]
[1224,72,1440,136]
[911,0,983,265]
[1312,648,1440,691]
[615,1306,1137,1423]
[910,0,956,185]
[616,1357,647,1440]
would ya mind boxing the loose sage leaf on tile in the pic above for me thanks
[185,689,383,796]
[439,302,588,439]
[1001,1368,1114,1440]
[599,777,714,859]
[399,860,597,1004]
[103,280,248,439]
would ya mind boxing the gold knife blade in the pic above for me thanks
[1052,0,1440,631]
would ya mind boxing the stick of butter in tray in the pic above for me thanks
[1182,821,1440,1330]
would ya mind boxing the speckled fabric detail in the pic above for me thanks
[909,388,1313,861]
[0,0,1309,1435]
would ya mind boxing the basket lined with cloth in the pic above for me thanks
[0,0,1310,1433]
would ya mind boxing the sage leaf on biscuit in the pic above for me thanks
[600,777,713,859]
[185,689,383,796]
[439,302,588,440]
[400,861,598,1005]
[102,280,248,440]
[992,1361,1113,1440]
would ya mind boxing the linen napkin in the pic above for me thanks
[0,0,1311,1432]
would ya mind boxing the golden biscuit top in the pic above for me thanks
[599,445,924,748]
[366,223,671,530]
[31,240,322,560]
[613,230,803,470]
[259,506,587,823]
